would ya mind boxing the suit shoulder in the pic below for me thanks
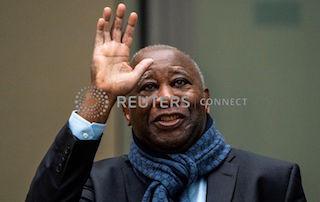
[231,148,297,171]
[228,149,305,201]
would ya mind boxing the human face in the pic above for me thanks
[125,48,209,153]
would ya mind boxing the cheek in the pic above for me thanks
[129,104,153,131]
[178,90,205,108]
[130,108,148,122]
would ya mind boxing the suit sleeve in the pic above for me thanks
[79,177,95,201]
[285,164,307,202]
[26,123,100,202]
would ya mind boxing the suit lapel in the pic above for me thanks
[206,151,239,202]
[121,159,149,202]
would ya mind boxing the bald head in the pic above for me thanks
[131,44,205,88]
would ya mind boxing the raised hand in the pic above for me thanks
[79,3,153,123]
[91,3,153,101]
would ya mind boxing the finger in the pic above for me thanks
[132,58,154,78]
[95,18,105,46]
[111,3,126,42]
[102,7,112,42]
[122,12,138,48]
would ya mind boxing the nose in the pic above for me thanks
[158,84,173,98]
[155,85,175,108]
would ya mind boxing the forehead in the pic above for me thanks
[134,48,197,74]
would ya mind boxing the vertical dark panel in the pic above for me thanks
[138,0,195,55]
[139,0,148,48]
[254,1,301,26]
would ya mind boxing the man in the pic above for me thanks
[26,3,306,202]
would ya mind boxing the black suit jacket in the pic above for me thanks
[26,123,307,202]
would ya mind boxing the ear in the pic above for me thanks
[203,88,210,114]
[122,106,131,126]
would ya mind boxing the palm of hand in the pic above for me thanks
[91,4,153,98]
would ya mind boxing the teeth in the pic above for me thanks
[160,115,179,121]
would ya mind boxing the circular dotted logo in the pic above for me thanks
[74,86,109,119]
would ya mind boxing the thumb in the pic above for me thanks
[132,58,154,78]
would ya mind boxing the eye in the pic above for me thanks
[172,78,190,88]
[140,83,157,92]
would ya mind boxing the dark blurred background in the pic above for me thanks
[0,0,319,201]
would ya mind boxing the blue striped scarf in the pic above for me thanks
[128,115,231,202]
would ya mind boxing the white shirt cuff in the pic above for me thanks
[68,110,106,140]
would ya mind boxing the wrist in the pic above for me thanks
[75,86,114,123]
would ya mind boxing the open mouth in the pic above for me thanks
[153,113,185,129]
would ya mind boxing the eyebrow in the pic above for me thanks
[137,70,154,87]
[168,66,190,76]
[141,70,154,80]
